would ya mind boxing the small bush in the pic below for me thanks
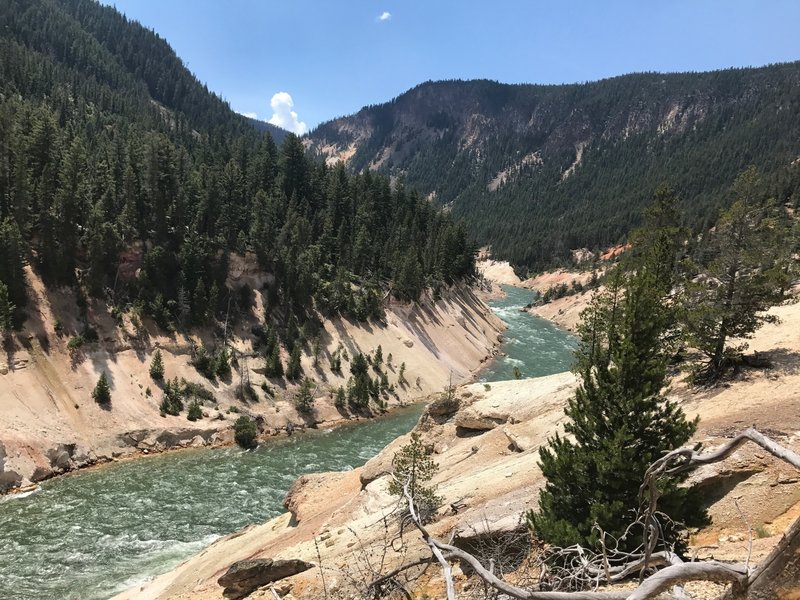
[191,346,216,379]
[294,377,315,413]
[187,400,202,421]
[233,415,258,449]
[92,372,111,405]
[67,335,85,351]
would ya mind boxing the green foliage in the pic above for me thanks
[233,415,258,449]
[388,433,441,522]
[0,282,15,335]
[294,377,315,413]
[347,352,372,409]
[531,190,703,551]
[215,347,231,379]
[186,399,202,421]
[680,167,796,381]
[264,343,284,378]
[92,372,111,405]
[309,69,800,272]
[191,346,216,380]
[159,377,184,416]
[149,349,164,380]
[512,366,522,379]
[286,343,302,381]
[67,335,85,351]
[397,362,408,387]
[0,0,475,331]
[334,386,346,408]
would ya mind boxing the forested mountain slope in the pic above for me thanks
[306,65,800,270]
[0,0,475,333]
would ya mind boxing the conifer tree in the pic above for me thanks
[388,433,441,522]
[92,372,112,405]
[531,189,701,550]
[149,349,165,380]
[286,342,302,381]
[0,282,14,337]
[294,377,315,413]
[265,343,284,378]
[680,167,795,381]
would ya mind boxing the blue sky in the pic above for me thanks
[104,1,800,132]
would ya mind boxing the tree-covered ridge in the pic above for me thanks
[0,0,475,329]
[307,65,800,270]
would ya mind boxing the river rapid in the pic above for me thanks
[0,285,575,599]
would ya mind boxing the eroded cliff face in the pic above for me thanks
[0,264,504,492]
[120,298,800,600]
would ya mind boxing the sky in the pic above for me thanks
[103,1,800,133]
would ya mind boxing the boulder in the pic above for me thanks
[217,558,313,599]
[30,465,54,482]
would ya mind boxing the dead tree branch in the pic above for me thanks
[388,427,800,600]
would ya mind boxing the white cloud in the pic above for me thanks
[238,111,258,120]
[267,92,308,135]
[378,11,391,22]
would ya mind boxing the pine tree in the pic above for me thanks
[531,190,701,550]
[286,342,302,381]
[294,377,315,413]
[149,349,165,380]
[388,433,441,522]
[265,343,284,378]
[680,168,795,381]
[92,372,112,405]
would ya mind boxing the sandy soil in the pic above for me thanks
[0,264,505,491]
[476,259,522,287]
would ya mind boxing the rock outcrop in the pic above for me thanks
[217,558,313,599]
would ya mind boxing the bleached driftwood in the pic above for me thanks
[387,427,800,600]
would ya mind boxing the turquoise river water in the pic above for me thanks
[0,285,575,600]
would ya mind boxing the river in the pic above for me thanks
[0,285,575,600]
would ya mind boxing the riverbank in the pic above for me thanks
[123,296,800,599]
[0,264,505,494]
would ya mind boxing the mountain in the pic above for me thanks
[0,0,476,332]
[306,66,800,270]
[244,117,288,144]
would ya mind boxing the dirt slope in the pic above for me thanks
[0,265,505,492]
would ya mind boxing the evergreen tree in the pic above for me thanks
[531,190,700,550]
[286,342,302,381]
[388,433,441,522]
[680,168,795,381]
[186,399,202,421]
[0,282,15,336]
[159,377,184,415]
[149,349,165,380]
[233,415,258,449]
[265,342,284,378]
[0,218,27,310]
[294,377,315,413]
[92,371,112,405]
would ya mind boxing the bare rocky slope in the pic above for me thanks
[0,258,505,493]
[120,294,800,600]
